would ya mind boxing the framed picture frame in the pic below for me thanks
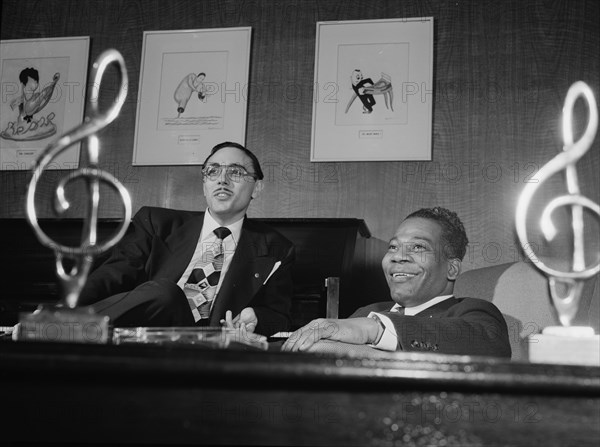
[311,18,434,162]
[132,28,252,166]
[0,36,90,170]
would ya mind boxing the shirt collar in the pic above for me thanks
[201,210,243,246]
[391,294,454,316]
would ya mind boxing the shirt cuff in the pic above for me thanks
[367,312,399,351]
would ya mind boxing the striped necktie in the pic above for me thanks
[184,226,231,322]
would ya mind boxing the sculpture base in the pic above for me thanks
[15,305,110,344]
[528,326,600,366]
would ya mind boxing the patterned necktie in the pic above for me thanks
[184,226,231,322]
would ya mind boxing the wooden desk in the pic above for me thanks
[1,340,598,446]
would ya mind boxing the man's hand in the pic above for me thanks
[233,307,258,332]
[281,317,381,352]
[220,308,265,344]
[221,307,258,333]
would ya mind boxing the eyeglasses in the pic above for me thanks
[202,163,258,182]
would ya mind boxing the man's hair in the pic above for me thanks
[202,141,264,180]
[19,67,39,85]
[404,206,468,260]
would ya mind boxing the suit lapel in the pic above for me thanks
[356,297,460,319]
[150,214,204,280]
[210,220,276,325]
[414,297,458,317]
[350,301,394,317]
[369,302,396,313]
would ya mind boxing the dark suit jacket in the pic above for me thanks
[79,206,295,335]
[351,297,511,358]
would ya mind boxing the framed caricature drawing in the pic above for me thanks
[132,28,251,166]
[311,18,433,162]
[0,36,89,170]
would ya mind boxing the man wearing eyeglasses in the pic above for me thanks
[78,142,294,336]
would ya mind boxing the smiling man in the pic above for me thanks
[78,142,294,336]
[282,207,511,358]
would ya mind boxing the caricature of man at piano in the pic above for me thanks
[345,69,394,115]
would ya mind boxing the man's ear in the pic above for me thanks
[202,181,208,199]
[251,179,264,199]
[447,258,461,281]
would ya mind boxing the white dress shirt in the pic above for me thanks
[177,210,243,297]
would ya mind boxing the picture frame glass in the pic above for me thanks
[0,36,90,170]
[311,18,434,162]
[132,28,252,166]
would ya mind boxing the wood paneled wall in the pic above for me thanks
[1,0,599,274]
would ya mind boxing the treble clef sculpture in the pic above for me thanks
[516,81,600,327]
[26,49,132,309]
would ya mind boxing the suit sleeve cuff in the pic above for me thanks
[368,312,399,351]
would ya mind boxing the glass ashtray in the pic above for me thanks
[112,326,268,350]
